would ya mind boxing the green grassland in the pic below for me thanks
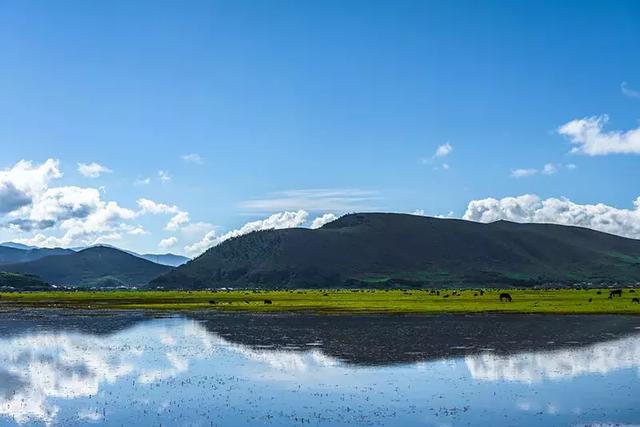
[1,288,640,314]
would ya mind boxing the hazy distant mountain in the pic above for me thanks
[0,245,75,265]
[0,242,37,250]
[2,246,172,287]
[69,245,189,267]
[138,253,190,267]
[150,213,640,289]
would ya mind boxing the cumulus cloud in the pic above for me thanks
[165,211,190,231]
[158,237,178,250]
[181,153,203,164]
[136,198,190,231]
[0,159,190,248]
[0,182,31,214]
[240,189,380,212]
[77,162,112,178]
[185,210,308,256]
[558,114,640,155]
[463,194,640,239]
[310,213,338,229]
[0,159,61,213]
[434,142,453,158]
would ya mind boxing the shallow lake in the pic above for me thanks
[0,309,639,426]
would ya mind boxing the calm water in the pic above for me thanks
[0,309,639,426]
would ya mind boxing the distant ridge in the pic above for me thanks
[2,246,172,287]
[150,213,640,289]
[0,245,75,265]
[138,253,190,267]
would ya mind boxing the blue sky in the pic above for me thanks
[1,0,640,255]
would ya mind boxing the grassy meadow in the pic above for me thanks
[1,288,640,314]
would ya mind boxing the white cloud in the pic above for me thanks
[185,210,308,256]
[136,199,190,232]
[558,114,640,155]
[511,163,564,178]
[77,162,112,178]
[434,142,453,158]
[158,170,171,183]
[463,194,640,239]
[511,168,538,178]
[310,213,338,229]
[158,237,178,250]
[181,153,203,164]
[412,209,425,216]
[240,189,380,212]
[0,159,62,214]
[566,163,577,170]
[420,143,453,168]
[166,211,190,231]
[621,81,640,99]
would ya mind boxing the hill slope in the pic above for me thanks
[150,213,640,289]
[3,246,172,287]
[0,272,52,291]
[0,246,75,265]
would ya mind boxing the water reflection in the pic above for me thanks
[0,310,638,426]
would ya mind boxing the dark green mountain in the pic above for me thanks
[150,213,640,289]
[0,245,75,265]
[0,272,52,291]
[3,246,172,287]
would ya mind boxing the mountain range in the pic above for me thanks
[150,213,640,289]
[1,246,173,288]
[3,213,640,290]
[0,243,189,267]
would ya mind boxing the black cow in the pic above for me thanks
[264,299,273,305]
[610,289,623,298]
[499,293,512,302]
[208,300,217,305]
[632,298,640,304]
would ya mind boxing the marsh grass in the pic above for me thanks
[1,288,640,314]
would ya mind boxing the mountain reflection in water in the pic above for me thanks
[0,309,638,427]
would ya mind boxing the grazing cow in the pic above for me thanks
[596,291,602,295]
[208,300,217,305]
[632,298,640,304]
[443,294,450,298]
[474,293,478,297]
[610,289,623,298]
[588,298,592,303]
[499,293,512,302]
[630,289,636,293]
[479,290,485,296]
[264,299,273,304]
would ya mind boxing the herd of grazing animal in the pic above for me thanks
[203,288,639,307]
